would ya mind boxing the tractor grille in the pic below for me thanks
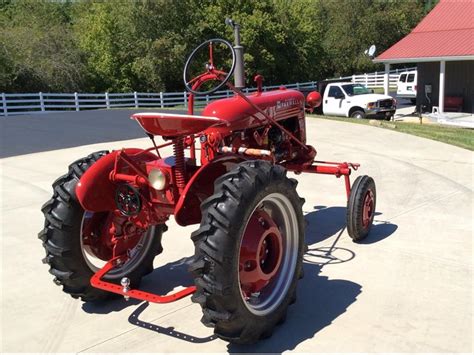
[379,99,393,108]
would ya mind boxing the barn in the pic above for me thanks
[374,0,474,114]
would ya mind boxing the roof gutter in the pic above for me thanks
[373,55,474,64]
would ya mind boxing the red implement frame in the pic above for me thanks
[91,257,196,303]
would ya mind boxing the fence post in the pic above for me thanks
[2,93,7,117]
[160,92,164,108]
[226,90,230,98]
[105,92,110,109]
[364,73,368,86]
[134,91,138,108]
[183,91,187,109]
[352,75,355,83]
[74,92,79,111]
[206,94,209,104]
[296,82,300,89]
[39,92,45,112]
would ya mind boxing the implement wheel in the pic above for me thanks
[190,160,305,344]
[347,175,376,242]
[38,151,165,302]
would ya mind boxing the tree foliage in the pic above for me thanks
[0,0,431,93]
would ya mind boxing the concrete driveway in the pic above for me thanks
[0,110,472,352]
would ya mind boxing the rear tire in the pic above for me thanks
[190,160,305,344]
[39,151,165,302]
[347,175,376,242]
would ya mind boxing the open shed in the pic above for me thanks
[374,0,474,114]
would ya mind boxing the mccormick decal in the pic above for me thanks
[276,98,302,110]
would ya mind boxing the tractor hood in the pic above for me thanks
[201,88,305,133]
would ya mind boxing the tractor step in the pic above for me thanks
[90,258,196,303]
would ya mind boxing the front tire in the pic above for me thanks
[350,110,365,119]
[39,151,165,302]
[190,161,305,344]
[347,175,376,242]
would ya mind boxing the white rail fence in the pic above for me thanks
[336,67,416,89]
[1,67,415,116]
[1,81,317,117]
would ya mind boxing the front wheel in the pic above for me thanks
[190,161,305,344]
[347,175,376,242]
[350,110,366,119]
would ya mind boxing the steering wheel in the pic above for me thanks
[183,38,236,95]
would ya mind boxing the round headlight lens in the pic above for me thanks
[148,168,167,190]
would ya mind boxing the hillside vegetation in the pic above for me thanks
[0,0,432,93]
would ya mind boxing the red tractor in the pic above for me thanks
[39,19,376,344]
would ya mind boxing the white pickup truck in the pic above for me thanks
[310,81,397,120]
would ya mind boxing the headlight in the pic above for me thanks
[367,102,376,109]
[148,168,167,190]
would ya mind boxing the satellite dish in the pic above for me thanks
[368,45,376,57]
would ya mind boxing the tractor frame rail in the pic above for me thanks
[285,160,360,199]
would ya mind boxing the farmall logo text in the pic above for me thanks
[276,98,301,110]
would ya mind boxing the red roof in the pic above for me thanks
[375,0,474,62]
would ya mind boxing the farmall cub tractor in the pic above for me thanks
[39,20,376,344]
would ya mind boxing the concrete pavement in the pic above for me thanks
[1,111,472,352]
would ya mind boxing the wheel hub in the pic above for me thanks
[239,209,283,294]
[362,190,375,228]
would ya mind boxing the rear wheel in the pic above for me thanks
[347,175,376,242]
[190,160,305,344]
[39,151,165,302]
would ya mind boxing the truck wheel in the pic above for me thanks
[190,160,305,344]
[347,175,376,242]
[38,151,165,302]
[350,110,365,119]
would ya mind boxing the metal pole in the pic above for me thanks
[183,91,187,108]
[105,92,110,109]
[439,60,445,114]
[160,92,164,108]
[384,63,390,95]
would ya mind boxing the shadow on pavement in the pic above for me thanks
[305,206,397,245]
[0,109,185,158]
[227,263,360,353]
[129,302,217,344]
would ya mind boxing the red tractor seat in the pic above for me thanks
[131,112,228,137]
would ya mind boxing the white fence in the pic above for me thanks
[1,67,416,116]
[335,67,416,89]
[0,81,317,116]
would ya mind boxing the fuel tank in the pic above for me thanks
[201,88,304,133]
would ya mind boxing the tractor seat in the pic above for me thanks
[131,112,227,137]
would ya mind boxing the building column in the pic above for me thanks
[384,63,390,96]
[439,60,445,113]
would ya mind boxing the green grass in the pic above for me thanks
[309,114,474,151]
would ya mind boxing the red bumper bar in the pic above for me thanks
[91,259,196,303]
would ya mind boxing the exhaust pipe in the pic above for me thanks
[226,18,245,89]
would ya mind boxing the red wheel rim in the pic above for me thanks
[237,193,299,316]
[362,190,375,228]
[80,211,154,277]
[239,209,283,295]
